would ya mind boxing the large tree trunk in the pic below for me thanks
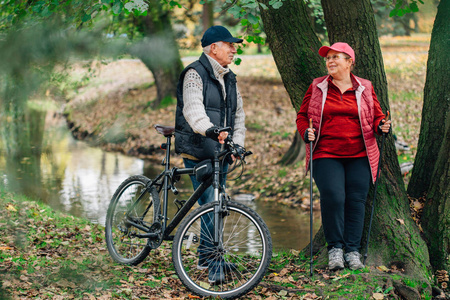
[407,0,450,200]
[130,1,183,108]
[413,0,450,272]
[320,0,430,280]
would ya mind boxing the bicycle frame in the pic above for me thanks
[130,133,227,244]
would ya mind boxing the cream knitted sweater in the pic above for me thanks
[182,54,246,147]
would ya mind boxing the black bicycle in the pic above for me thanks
[105,124,272,299]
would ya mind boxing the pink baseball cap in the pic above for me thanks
[319,42,355,62]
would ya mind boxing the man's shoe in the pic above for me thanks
[344,251,364,270]
[328,247,344,271]
[208,261,225,284]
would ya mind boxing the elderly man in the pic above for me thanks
[174,25,246,284]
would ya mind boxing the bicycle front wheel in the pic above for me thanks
[105,175,160,265]
[172,201,272,299]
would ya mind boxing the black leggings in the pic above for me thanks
[313,157,371,252]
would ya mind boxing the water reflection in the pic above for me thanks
[0,109,321,251]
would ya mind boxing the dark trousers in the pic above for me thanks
[313,157,371,253]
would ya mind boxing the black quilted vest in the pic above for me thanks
[175,53,238,160]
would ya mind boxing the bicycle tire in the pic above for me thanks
[172,201,272,299]
[105,175,161,265]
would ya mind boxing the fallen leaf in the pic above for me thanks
[290,249,300,256]
[278,290,288,296]
[372,292,384,299]
[279,268,289,276]
[377,265,390,272]
[396,218,405,225]
[303,293,319,299]
[6,204,16,212]
[413,200,423,210]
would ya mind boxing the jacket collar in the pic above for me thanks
[318,73,366,93]
[199,53,234,82]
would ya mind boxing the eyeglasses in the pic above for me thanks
[324,54,350,62]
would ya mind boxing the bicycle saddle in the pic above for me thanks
[154,124,175,136]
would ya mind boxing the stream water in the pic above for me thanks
[0,109,321,251]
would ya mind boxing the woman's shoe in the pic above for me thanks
[328,247,344,270]
[344,251,364,270]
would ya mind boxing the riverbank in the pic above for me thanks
[1,189,440,299]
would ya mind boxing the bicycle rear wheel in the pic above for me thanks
[105,175,160,265]
[172,201,272,299]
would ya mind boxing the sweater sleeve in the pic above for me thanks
[372,87,386,135]
[296,84,313,141]
[182,69,214,135]
[232,86,246,147]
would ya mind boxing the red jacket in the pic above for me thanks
[297,74,385,183]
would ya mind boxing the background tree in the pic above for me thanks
[202,1,215,32]
[407,0,448,200]
[410,0,450,272]
[126,1,184,107]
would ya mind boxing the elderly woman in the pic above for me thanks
[296,42,391,270]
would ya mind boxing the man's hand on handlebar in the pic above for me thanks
[233,144,245,160]
[205,126,231,144]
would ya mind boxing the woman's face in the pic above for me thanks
[325,50,353,77]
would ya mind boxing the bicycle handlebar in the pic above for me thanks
[214,126,232,135]
[222,136,252,161]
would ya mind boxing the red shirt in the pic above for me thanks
[296,75,385,159]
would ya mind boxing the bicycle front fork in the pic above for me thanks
[213,191,229,247]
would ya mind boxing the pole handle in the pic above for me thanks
[309,118,313,129]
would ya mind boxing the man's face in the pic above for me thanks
[211,42,237,67]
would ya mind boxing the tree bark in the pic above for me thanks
[130,1,184,107]
[414,0,450,272]
[320,0,430,281]
[202,2,214,33]
[422,115,450,272]
[407,0,450,200]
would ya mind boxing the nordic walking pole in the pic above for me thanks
[363,111,389,266]
[309,118,314,277]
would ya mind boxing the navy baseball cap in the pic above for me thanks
[201,26,243,47]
